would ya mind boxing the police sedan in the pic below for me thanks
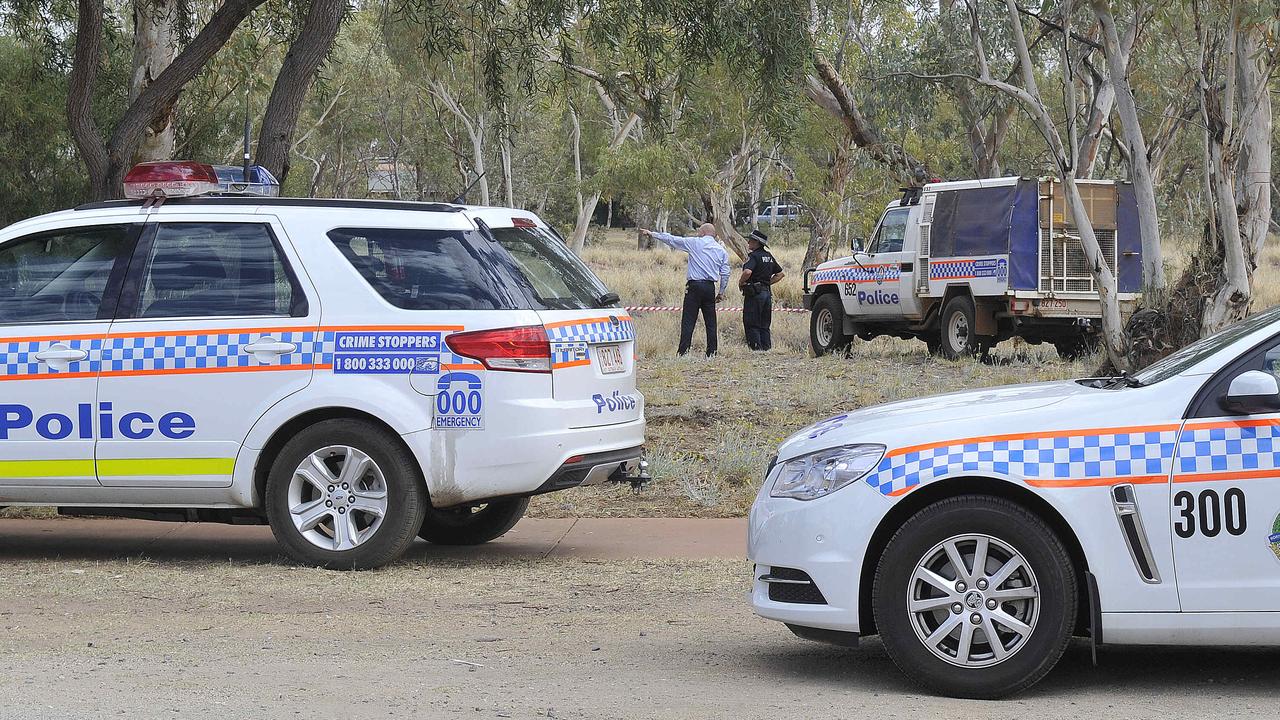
[750,305,1280,697]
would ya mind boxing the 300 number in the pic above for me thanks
[1173,488,1246,539]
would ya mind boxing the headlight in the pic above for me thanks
[770,445,886,500]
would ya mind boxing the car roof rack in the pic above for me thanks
[74,197,466,213]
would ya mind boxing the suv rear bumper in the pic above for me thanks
[531,446,646,495]
[402,416,647,508]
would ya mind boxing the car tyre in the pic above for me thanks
[872,495,1077,699]
[418,497,530,545]
[810,294,853,356]
[265,419,427,570]
[939,296,982,359]
[924,334,943,356]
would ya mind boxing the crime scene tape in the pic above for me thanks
[625,305,808,314]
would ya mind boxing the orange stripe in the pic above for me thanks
[0,370,99,382]
[1183,417,1280,431]
[97,363,317,379]
[319,324,465,333]
[887,485,916,497]
[543,316,632,330]
[1026,474,1167,488]
[1175,468,1280,484]
[102,325,316,340]
[2,324,466,344]
[441,363,482,371]
[0,331,107,344]
[553,358,593,369]
[888,423,1183,458]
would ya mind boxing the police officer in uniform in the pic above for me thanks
[739,229,785,351]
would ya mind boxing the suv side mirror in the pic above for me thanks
[1220,370,1280,415]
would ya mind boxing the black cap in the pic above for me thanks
[748,229,768,246]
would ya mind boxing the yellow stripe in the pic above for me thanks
[97,458,236,477]
[0,459,96,478]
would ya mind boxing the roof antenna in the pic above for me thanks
[242,88,252,185]
[451,172,486,205]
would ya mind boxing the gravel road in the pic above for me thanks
[1,546,1277,719]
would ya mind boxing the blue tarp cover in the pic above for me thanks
[928,180,1039,290]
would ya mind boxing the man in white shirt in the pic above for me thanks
[639,223,731,356]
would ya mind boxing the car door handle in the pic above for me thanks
[34,345,88,370]
[242,338,296,362]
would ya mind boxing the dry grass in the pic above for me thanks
[530,228,1098,518]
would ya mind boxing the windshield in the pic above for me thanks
[1132,305,1280,385]
[488,225,612,310]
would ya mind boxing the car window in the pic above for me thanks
[1134,304,1280,385]
[0,224,135,325]
[136,223,298,319]
[870,209,909,254]
[329,227,528,311]
[488,226,612,310]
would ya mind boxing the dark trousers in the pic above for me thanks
[743,287,773,350]
[679,280,718,356]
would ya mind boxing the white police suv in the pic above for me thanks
[0,161,645,569]
[751,304,1280,697]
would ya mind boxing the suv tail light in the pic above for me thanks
[445,325,551,373]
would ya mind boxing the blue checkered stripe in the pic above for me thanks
[0,337,102,377]
[929,260,977,280]
[1177,424,1280,475]
[864,430,1181,496]
[814,264,900,284]
[101,330,328,373]
[547,318,634,366]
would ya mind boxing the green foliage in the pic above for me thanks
[0,37,85,224]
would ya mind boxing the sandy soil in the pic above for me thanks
[1,554,1277,719]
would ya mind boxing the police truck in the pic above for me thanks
[803,177,1143,359]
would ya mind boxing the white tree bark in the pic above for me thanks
[429,78,489,205]
[963,0,1129,369]
[130,0,179,162]
[1091,0,1165,296]
[1200,9,1273,332]
[569,112,640,254]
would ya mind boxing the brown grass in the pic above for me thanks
[530,229,1099,518]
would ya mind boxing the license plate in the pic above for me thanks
[596,344,625,374]
[1041,298,1068,310]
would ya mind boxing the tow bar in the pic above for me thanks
[610,457,652,491]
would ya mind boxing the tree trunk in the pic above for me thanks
[569,112,638,254]
[1075,79,1114,179]
[70,0,271,200]
[130,0,179,162]
[805,53,932,184]
[802,143,852,272]
[255,0,346,183]
[1091,0,1165,297]
[1198,9,1272,333]
[499,110,515,207]
[67,0,109,194]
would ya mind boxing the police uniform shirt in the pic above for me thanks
[743,247,782,284]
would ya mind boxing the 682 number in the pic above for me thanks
[1173,487,1246,539]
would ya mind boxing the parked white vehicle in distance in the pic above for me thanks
[750,304,1280,697]
[755,204,803,225]
[0,161,647,569]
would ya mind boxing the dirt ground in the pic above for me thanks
[1,546,1278,719]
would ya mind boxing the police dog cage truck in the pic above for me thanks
[802,177,1143,359]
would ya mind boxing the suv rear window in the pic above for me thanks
[329,227,527,310]
[488,225,612,310]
